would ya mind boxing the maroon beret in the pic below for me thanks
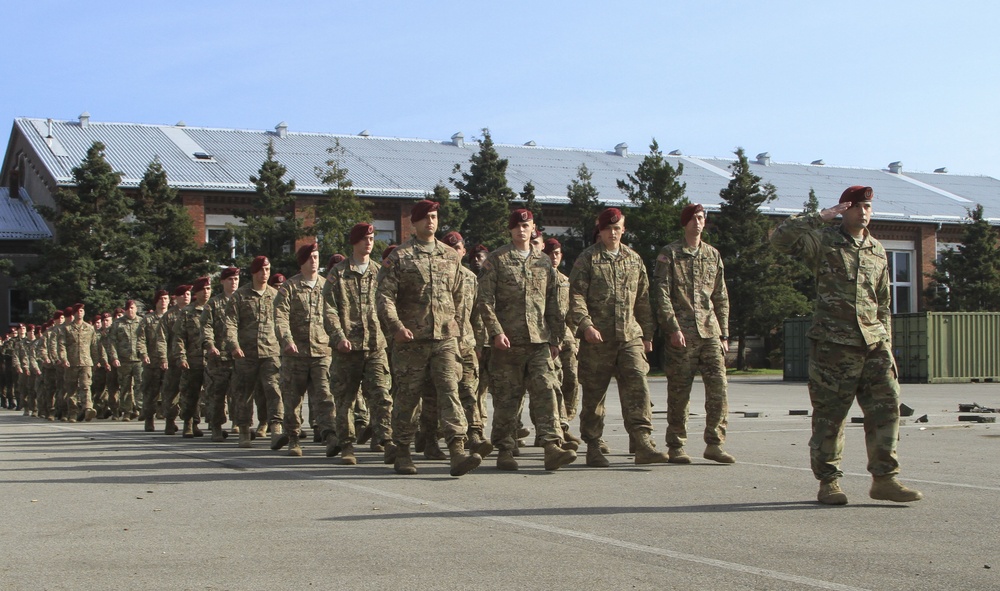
[597,208,624,231]
[840,185,874,205]
[124,300,136,309]
[508,209,533,229]
[268,273,285,287]
[220,267,239,281]
[113,307,124,316]
[63,307,74,317]
[327,254,346,268]
[53,311,64,319]
[542,238,562,255]
[381,245,397,261]
[249,256,269,274]
[154,289,170,300]
[173,285,192,298]
[102,312,112,320]
[680,203,705,227]
[191,277,211,293]
[295,242,319,266]
[349,223,375,245]
[442,231,464,248]
[410,200,439,223]
[72,303,85,314]
[92,315,102,323]
[472,244,489,255]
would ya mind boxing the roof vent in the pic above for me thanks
[888,161,903,174]
[811,159,825,166]
[193,152,214,160]
[451,132,464,149]
[614,142,628,157]
[275,121,288,139]
[175,120,186,127]
[45,118,53,139]
[358,129,370,137]
[934,167,948,173]
[756,152,771,166]
[524,140,536,146]
[79,111,90,129]
[668,149,682,156]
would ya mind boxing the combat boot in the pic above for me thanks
[516,426,531,439]
[597,438,610,455]
[287,434,302,457]
[562,424,583,446]
[182,418,195,438]
[448,438,482,477]
[496,448,518,471]
[144,417,155,432]
[340,442,357,465]
[817,479,848,505]
[543,441,577,471]
[869,476,923,503]
[164,418,178,435]
[413,429,426,453]
[668,447,692,464]
[356,422,373,445]
[270,423,288,451]
[628,434,636,454]
[561,439,580,452]
[634,433,669,464]
[424,435,447,460]
[211,425,225,442]
[468,431,494,458]
[238,428,252,448]
[325,433,342,458]
[191,422,204,437]
[254,421,268,439]
[84,408,96,422]
[370,439,385,453]
[586,442,610,468]
[703,444,736,464]
[382,440,398,464]
[394,442,417,475]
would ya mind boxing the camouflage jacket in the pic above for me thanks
[10,336,24,372]
[477,243,564,347]
[59,321,99,367]
[201,294,233,361]
[47,325,65,366]
[225,283,280,359]
[109,316,143,363]
[376,238,464,342]
[173,302,207,368]
[652,240,729,339]
[568,242,654,343]
[324,258,385,352]
[456,265,483,353]
[138,312,166,363]
[29,337,43,373]
[770,212,891,347]
[274,274,330,358]
[93,330,109,367]
[555,269,577,350]
[155,307,185,362]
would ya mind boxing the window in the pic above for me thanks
[886,250,914,314]
[9,289,30,325]
[374,220,396,244]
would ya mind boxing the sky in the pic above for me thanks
[5,1,1000,179]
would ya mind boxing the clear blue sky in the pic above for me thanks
[6,1,999,178]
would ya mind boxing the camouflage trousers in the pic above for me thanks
[475,346,491,426]
[37,367,55,418]
[106,364,120,414]
[178,365,204,421]
[91,366,108,412]
[390,338,467,445]
[19,373,35,413]
[663,335,728,448]
[140,363,166,420]
[117,361,142,416]
[330,349,390,445]
[160,363,183,421]
[489,343,562,451]
[204,357,233,428]
[231,357,282,428]
[458,344,483,435]
[556,341,580,424]
[281,355,334,438]
[65,366,94,416]
[808,339,901,481]
[577,338,654,443]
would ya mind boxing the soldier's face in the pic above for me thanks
[510,220,534,246]
[413,212,437,239]
[843,201,872,231]
[156,295,170,313]
[196,285,211,304]
[303,250,320,275]
[685,211,706,235]
[222,275,239,294]
[94,319,103,330]
[547,247,562,268]
[453,242,466,259]
[471,250,488,271]
[255,262,271,284]
[75,309,86,322]
[125,303,137,319]
[354,234,374,258]
[178,291,191,307]
[599,218,625,250]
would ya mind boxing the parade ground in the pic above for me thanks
[1,377,998,591]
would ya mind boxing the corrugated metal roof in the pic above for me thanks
[0,187,52,240]
[13,117,1000,224]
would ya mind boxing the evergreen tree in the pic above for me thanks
[804,187,820,213]
[562,164,603,267]
[617,139,687,274]
[709,148,810,369]
[926,204,1000,311]
[428,182,465,238]
[451,128,517,249]
[515,181,543,232]
[234,140,305,275]
[312,139,372,260]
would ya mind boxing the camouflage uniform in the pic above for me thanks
[376,238,468,445]
[225,282,283,431]
[157,306,185,424]
[91,328,110,415]
[324,258,391,445]
[109,316,144,419]
[455,265,485,436]
[137,312,166,421]
[58,321,99,418]
[274,274,335,439]
[103,324,121,417]
[554,269,579,426]
[568,242,656,443]
[174,302,208,426]
[653,239,730,449]
[771,212,901,481]
[37,331,56,419]
[477,243,564,451]
[201,293,234,430]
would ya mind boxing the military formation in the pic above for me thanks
[1,190,923,503]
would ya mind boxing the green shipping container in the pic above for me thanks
[783,312,1000,383]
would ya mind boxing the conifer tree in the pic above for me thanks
[562,164,603,266]
[312,139,372,260]
[515,181,543,232]
[451,128,517,249]
[428,182,465,238]
[804,187,820,213]
[926,204,1000,311]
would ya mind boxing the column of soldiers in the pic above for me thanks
[2,187,923,502]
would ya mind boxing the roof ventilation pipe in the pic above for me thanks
[669,149,682,155]
[79,112,90,129]
[451,132,464,148]
[934,167,948,173]
[888,161,903,174]
[756,152,771,166]
[275,121,288,139]
[524,140,536,146]
[811,159,825,165]
[614,142,628,157]
[358,130,370,137]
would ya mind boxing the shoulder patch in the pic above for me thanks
[656,254,669,263]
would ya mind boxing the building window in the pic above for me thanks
[374,220,396,244]
[887,250,914,314]
[9,289,31,325]
[207,227,238,260]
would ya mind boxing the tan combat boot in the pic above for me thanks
[182,418,195,438]
[238,428,253,448]
[869,476,923,503]
[496,448,518,471]
[448,438,482,477]
[586,441,610,468]
[634,433,670,464]
[254,421,268,439]
[597,438,610,455]
[287,434,302,457]
[356,422,373,446]
[562,425,583,446]
[325,433,341,458]
[413,429,426,453]
[423,435,447,460]
[394,442,417,475]
[543,441,577,471]
[191,422,204,437]
[468,430,494,458]
[164,418,178,435]
[211,425,225,442]
[704,444,736,464]
[370,439,385,453]
[144,417,155,432]
[340,443,357,465]
[270,423,289,451]
[668,447,692,464]
[382,440,398,464]
[84,408,97,422]
[818,479,848,505]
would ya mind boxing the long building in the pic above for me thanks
[3,113,999,324]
